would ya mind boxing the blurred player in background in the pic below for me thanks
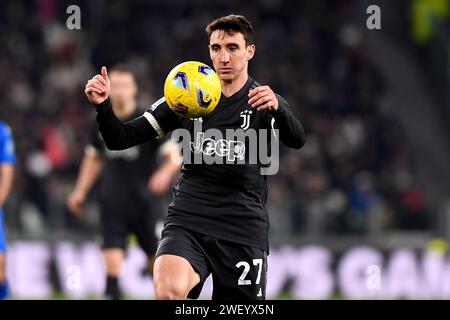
[67,66,181,300]
[0,121,15,300]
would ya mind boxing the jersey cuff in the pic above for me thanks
[143,111,165,138]
[269,101,287,117]
[93,98,112,110]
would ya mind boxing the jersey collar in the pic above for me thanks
[220,77,255,105]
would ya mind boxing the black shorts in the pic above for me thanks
[100,200,159,256]
[156,225,267,300]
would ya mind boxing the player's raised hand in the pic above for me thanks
[248,85,278,111]
[85,66,111,105]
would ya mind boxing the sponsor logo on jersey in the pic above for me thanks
[170,121,280,175]
[240,110,253,131]
[190,132,245,161]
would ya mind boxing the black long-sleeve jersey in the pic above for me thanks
[95,77,306,252]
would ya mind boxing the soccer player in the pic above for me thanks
[0,121,15,300]
[68,66,181,300]
[85,15,306,300]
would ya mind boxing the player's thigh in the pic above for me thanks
[153,254,200,298]
[154,226,210,299]
[208,239,267,300]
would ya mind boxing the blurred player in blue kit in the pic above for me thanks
[0,121,16,299]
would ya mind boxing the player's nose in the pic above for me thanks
[219,51,230,64]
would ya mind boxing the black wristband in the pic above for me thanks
[269,100,287,118]
[94,97,112,110]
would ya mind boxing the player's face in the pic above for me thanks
[209,30,255,82]
[109,72,137,107]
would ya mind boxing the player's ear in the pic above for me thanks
[246,44,255,61]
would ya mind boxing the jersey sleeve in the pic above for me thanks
[264,94,306,149]
[95,97,182,150]
[0,123,16,165]
[95,98,160,150]
[144,97,183,137]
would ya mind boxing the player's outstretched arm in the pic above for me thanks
[85,67,159,150]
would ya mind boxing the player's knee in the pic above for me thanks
[154,283,188,300]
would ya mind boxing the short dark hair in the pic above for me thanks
[205,14,254,46]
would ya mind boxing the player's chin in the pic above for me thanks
[218,73,234,82]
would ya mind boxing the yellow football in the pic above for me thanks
[164,61,221,118]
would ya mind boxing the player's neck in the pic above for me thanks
[113,101,137,120]
[221,72,248,98]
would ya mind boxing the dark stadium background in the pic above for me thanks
[0,0,448,299]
